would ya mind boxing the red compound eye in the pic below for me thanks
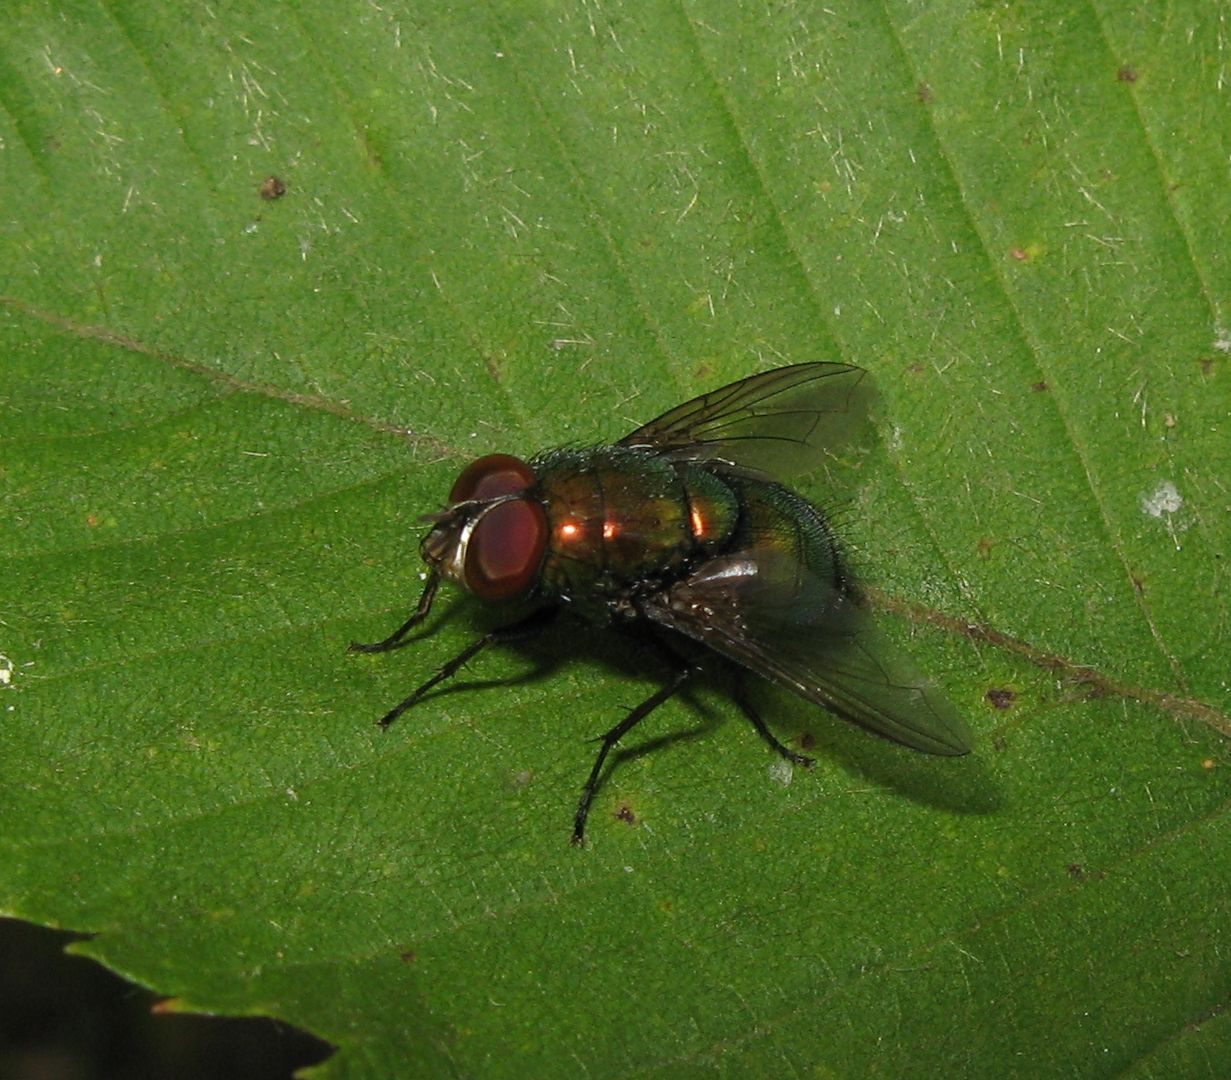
[464,497,548,601]
[449,454,536,503]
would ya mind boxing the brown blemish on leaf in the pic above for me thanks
[917,83,933,103]
[977,537,995,560]
[1117,66,1139,82]
[259,175,287,200]
[1032,380,1049,392]
[615,804,636,826]
[986,688,1016,710]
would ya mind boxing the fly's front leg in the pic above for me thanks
[349,572,441,653]
[374,605,558,730]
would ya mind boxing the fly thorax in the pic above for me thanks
[676,465,740,555]
[534,447,733,607]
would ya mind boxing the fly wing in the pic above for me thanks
[617,363,871,478]
[641,550,971,756]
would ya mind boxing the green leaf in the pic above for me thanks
[3,2,1228,1076]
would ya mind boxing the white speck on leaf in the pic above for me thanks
[769,757,794,786]
[1141,480,1183,518]
[1140,480,1188,551]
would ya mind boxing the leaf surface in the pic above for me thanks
[2,2,1228,1076]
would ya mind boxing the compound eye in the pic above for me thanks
[449,454,536,504]
[464,497,549,601]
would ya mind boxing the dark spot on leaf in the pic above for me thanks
[986,688,1016,710]
[906,361,925,375]
[798,731,815,751]
[977,537,995,560]
[1068,863,1084,878]
[401,950,417,964]
[615,804,636,825]
[259,176,287,200]
[1117,65,1138,82]
[917,82,933,103]
[1200,357,1215,376]
[1032,380,1049,392]
[1131,572,1145,595]
[992,734,1009,752]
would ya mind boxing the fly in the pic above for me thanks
[351,364,972,843]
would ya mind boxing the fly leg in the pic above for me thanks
[349,572,441,653]
[373,606,558,730]
[732,672,815,768]
[573,663,695,846]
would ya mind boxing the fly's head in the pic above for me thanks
[421,454,548,603]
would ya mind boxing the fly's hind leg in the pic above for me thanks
[572,663,696,846]
[732,672,815,768]
[372,605,558,730]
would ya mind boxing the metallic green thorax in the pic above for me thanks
[529,447,844,622]
[531,447,738,619]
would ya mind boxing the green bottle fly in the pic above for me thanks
[353,364,971,843]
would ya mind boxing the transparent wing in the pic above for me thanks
[618,363,871,478]
[641,549,971,756]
